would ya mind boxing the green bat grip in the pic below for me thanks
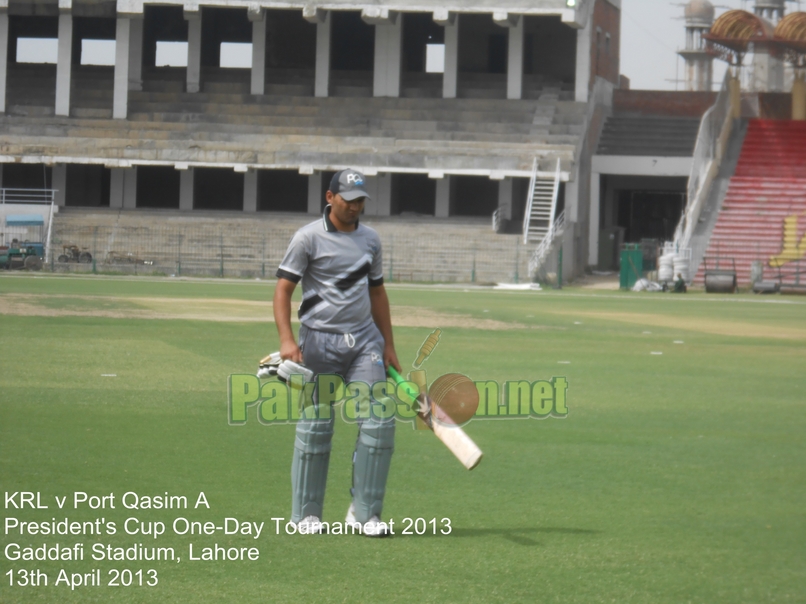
[387,366,404,384]
[387,366,419,406]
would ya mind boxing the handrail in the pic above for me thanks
[547,158,561,237]
[673,72,733,251]
[522,157,538,245]
[528,210,565,278]
[0,188,58,204]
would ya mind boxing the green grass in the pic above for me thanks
[1,274,805,603]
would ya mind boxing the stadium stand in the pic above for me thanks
[695,119,806,287]
[0,0,624,280]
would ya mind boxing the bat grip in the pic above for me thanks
[387,366,404,385]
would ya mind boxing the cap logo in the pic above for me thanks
[346,173,363,185]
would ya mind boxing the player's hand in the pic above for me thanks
[280,340,304,364]
[384,344,401,374]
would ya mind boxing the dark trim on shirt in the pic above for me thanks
[276,268,301,283]
[369,277,384,287]
[298,294,324,318]
[335,261,372,291]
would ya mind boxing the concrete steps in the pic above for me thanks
[597,116,700,157]
[694,120,806,286]
[2,65,584,175]
[50,208,528,283]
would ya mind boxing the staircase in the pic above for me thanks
[694,120,806,286]
[523,158,564,279]
[597,116,701,157]
[523,177,554,244]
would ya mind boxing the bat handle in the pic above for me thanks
[387,366,404,384]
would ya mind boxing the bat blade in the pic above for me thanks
[389,367,483,470]
[431,418,484,470]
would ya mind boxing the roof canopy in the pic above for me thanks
[775,13,806,54]
[705,10,776,64]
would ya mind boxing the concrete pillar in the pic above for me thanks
[793,73,806,121]
[0,11,8,114]
[588,171,600,266]
[441,15,458,99]
[494,13,523,100]
[313,11,331,98]
[110,168,124,209]
[55,12,73,117]
[250,10,266,96]
[113,18,131,119]
[53,165,67,207]
[243,170,258,212]
[753,51,784,92]
[375,173,391,216]
[497,178,514,220]
[122,167,137,209]
[372,18,402,97]
[506,18,523,100]
[0,163,3,188]
[185,9,202,94]
[574,13,592,103]
[435,176,450,218]
[129,17,144,91]
[179,169,194,210]
[307,172,322,214]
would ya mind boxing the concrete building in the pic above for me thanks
[0,0,623,280]
[678,0,715,93]
[751,0,786,92]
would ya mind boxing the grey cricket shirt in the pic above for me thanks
[276,206,384,334]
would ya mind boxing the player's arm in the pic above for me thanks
[369,284,401,373]
[273,277,303,363]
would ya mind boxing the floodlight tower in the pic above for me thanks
[678,0,716,91]
[752,0,786,90]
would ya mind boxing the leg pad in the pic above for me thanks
[291,417,334,523]
[351,418,395,523]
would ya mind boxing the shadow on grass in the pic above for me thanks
[449,526,600,547]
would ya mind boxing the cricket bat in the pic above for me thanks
[388,367,483,470]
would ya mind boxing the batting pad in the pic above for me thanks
[291,417,334,523]
[351,418,395,524]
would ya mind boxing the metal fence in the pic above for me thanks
[0,189,57,204]
[49,220,529,284]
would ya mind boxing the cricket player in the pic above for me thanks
[273,169,401,537]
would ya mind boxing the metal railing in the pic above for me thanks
[0,189,57,204]
[522,157,539,245]
[528,210,565,278]
[673,72,733,251]
[527,159,563,278]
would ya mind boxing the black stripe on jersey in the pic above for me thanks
[369,276,384,287]
[298,294,324,318]
[335,261,371,290]
[276,268,302,283]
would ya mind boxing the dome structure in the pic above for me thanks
[685,0,715,28]
[705,9,776,64]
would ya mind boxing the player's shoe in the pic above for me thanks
[297,515,324,535]
[345,504,390,537]
[362,516,390,538]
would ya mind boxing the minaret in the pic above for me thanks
[678,0,715,92]
[752,0,785,91]
[753,0,785,25]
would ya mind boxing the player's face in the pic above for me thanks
[328,192,366,231]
